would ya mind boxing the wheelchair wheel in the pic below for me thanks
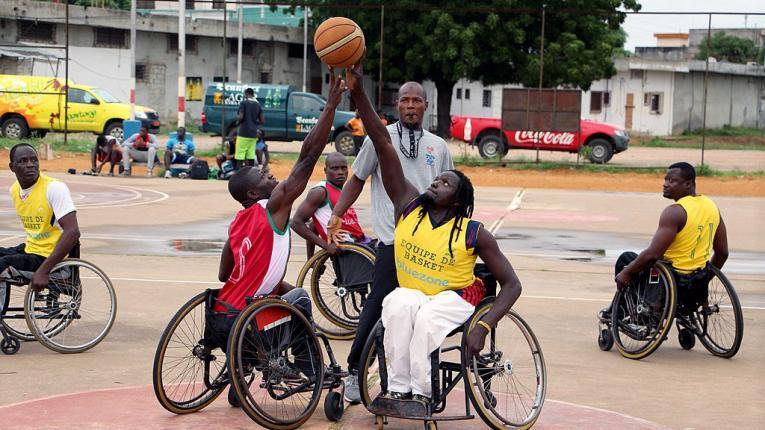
[1,283,36,341]
[153,291,228,414]
[693,267,744,358]
[611,262,676,360]
[227,298,324,430]
[358,320,387,408]
[464,304,546,430]
[296,243,375,339]
[24,259,117,353]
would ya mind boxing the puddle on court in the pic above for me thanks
[168,239,225,254]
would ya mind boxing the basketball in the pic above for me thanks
[313,17,365,68]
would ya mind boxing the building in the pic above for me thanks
[0,0,325,124]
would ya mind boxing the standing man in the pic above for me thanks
[236,88,265,169]
[0,144,80,313]
[290,152,368,259]
[90,134,122,176]
[163,127,196,178]
[329,81,453,404]
[346,111,366,155]
[599,162,728,321]
[121,125,159,177]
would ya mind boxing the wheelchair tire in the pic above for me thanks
[296,243,375,337]
[153,291,228,414]
[1,336,20,355]
[464,304,546,430]
[323,390,344,422]
[678,327,695,350]
[227,298,324,430]
[24,259,117,354]
[1,283,36,341]
[694,267,744,358]
[598,328,614,351]
[611,261,676,360]
[358,320,386,408]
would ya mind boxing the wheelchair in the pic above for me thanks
[598,261,744,360]
[295,242,376,340]
[153,289,348,429]
[0,243,117,355]
[357,279,547,430]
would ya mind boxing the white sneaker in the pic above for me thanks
[164,170,172,178]
[146,171,153,177]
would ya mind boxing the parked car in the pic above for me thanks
[0,75,159,140]
[200,83,357,155]
[450,115,629,163]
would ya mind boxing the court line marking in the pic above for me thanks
[0,181,167,212]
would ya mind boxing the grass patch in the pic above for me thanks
[0,136,93,153]
[640,137,765,151]
[682,127,765,137]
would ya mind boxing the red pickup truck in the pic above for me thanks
[450,116,629,163]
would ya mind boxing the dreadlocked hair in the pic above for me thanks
[410,169,475,258]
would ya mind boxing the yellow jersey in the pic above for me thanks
[394,199,481,295]
[663,195,720,273]
[10,174,64,258]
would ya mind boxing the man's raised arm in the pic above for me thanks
[267,70,346,224]
[346,61,418,215]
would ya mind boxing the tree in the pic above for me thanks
[272,0,640,137]
[695,32,762,64]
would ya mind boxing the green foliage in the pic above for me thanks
[272,1,640,136]
[694,32,763,64]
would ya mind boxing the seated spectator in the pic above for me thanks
[216,128,237,179]
[91,134,123,176]
[255,129,270,172]
[121,126,159,177]
[347,111,366,155]
[163,126,196,178]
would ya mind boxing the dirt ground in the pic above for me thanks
[3,149,763,197]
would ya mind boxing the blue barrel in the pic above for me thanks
[122,119,142,142]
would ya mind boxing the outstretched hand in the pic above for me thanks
[326,67,347,107]
[346,54,365,92]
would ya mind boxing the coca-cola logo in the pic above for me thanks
[514,131,575,145]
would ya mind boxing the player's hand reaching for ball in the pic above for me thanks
[346,57,364,92]
[326,67,347,108]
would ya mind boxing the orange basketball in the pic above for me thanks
[314,17,365,68]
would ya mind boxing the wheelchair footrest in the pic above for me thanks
[368,396,428,419]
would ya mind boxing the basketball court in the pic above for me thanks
[0,171,763,429]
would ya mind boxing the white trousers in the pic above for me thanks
[381,288,475,397]
[122,146,157,173]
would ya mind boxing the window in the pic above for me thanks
[288,43,304,59]
[95,28,128,48]
[137,0,155,8]
[18,21,55,43]
[630,69,644,80]
[67,88,97,104]
[603,91,610,106]
[465,89,471,99]
[187,0,195,10]
[590,91,602,113]
[482,90,491,107]
[456,88,462,99]
[167,35,198,54]
[213,76,230,83]
[291,94,322,112]
[649,92,663,114]
[135,63,148,82]
[212,1,225,10]
[229,39,255,56]
[260,72,271,84]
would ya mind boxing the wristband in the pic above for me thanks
[476,320,492,332]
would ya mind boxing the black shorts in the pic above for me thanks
[0,244,46,314]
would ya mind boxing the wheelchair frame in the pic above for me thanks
[598,261,744,360]
[153,289,349,430]
[360,298,547,430]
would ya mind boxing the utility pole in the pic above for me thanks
[178,0,186,128]
[701,13,712,170]
[302,5,308,92]
[237,2,243,83]
[130,0,136,121]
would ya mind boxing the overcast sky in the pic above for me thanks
[623,0,765,50]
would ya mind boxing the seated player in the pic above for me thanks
[90,135,123,176]
[290,152,369,259]
[0,144,80,314]
[203,70,347,370]
[345,60,523,408]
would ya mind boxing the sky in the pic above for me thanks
[622,0,765,50]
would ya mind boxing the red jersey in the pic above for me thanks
[310,180,365,242]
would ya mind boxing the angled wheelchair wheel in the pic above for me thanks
[693,267,744,358]
[296,243,375,339]
[228,298,324,430]
[358,320,387,408]
[24,259,117,354]
[153,291,228,414]
[611,262,676,360]
[464,304,547,430]
[1,283,36,341]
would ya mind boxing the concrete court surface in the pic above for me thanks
[0,171,763,429]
